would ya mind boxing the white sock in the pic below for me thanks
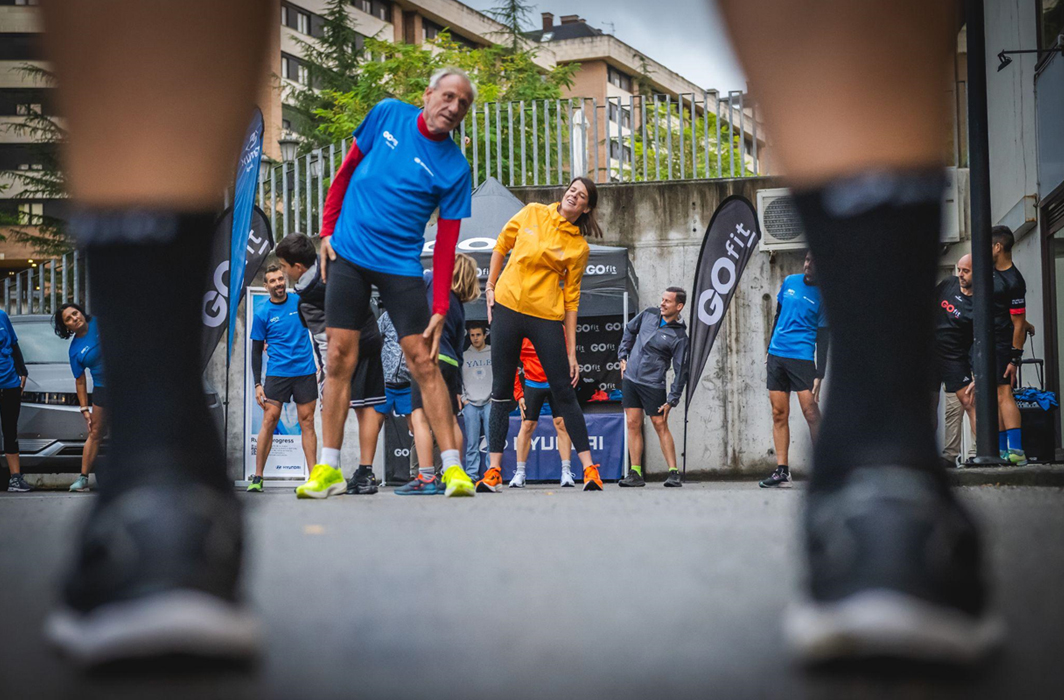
[561,460,572,473]
[516,462,526,475]
[321,448,341,470]
[441,449,461,472]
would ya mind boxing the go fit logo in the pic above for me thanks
[940,299,961,318]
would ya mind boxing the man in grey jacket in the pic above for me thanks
[617,287,689,488]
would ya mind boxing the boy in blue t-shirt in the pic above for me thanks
[760,252,829,488]
[248,265,318,491]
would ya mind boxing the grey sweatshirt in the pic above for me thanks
[617,307,689,407]
[462,345,493,406]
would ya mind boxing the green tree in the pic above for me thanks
[483,0,535,54]
[0,64,72,255]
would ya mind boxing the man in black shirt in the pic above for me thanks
[991,226,1031,465]
[933,254,974,464]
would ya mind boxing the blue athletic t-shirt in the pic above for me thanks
[69,317,106,388]
[0,310,21,389]
[331,99,473,278]
[250,293,317,378]
[768,274,827,362]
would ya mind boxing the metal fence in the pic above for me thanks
[3,253,87,317]
[255,91,763,241]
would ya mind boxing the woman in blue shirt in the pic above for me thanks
[0,308,30,492]
[53,302,106,492]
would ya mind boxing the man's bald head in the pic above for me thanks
[957,254,972,291]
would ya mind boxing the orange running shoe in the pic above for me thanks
[476,466,503,493]
[582,465,603,491]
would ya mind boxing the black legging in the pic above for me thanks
[0,386,21,454]
[488,303,590,454]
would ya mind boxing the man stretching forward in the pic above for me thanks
[617,288,689,488]
[302,68,477,499]
[759,252,828,488]
[249,264,318,492]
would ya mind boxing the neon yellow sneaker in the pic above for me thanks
[442,465,475,498]
[295,464,346,499]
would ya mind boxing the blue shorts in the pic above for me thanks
[374,384,412,416]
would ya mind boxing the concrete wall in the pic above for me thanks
[513,177,808,479]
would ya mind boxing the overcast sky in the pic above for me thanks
[461,0,748,93]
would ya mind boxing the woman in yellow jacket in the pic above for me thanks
[477,176,605,492]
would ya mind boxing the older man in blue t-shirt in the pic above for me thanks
[760,251,829,488]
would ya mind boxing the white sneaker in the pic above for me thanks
[509,471,526,488]
[560,470,575,488]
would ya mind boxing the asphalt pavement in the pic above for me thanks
[1,482,1062,699]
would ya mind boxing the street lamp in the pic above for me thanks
[278,132,299,162]
[259,155,276,183]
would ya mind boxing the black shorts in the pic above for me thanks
[766,354,816,393]
[621,378,667,417]
[350,330,386,409]
[90,385,108,409]
[522,384,556,420]
[410,361,460,416]
[264,373,318,405]
[933,356,973,394]
[995,344,1014,386]
[325,254,429,340]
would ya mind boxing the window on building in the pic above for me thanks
[609,139,623,160]
[17,202,43,225]
[298,63,309,85]
[15,0,41,6]
[354,0,391,21]
[608,66,633,92]
[282,118,292,131]
[1040,0,1064,53]
[297,11,310,35]
[282,53,308,83]
[608,103,631,128]
[15,103,42,116]
[281,5,288,25]
[0,34,42,62]
[424,19,442,41]
[540,31,554,42]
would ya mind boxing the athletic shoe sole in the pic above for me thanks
[508,482,525,489]
[46,589,261,668]
[475,483,502,493]
[295,481,347,499]
[346,486,379,495]
[663,482,683,488]
[784,589,1004,665]
[445,480,476,498]
[582,482,603,491]
[560,482,575,488]
[618,481,645,487]
[758,481,792,489]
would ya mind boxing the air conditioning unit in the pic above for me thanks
[758,168,970,252]
[757,188,805,252]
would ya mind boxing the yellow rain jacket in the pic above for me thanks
[493,202,590,321]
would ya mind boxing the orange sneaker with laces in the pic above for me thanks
[582,465,603,491]
[476,466,503,493]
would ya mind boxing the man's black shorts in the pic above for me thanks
[933,355,973,394]
[995,343,1015,386]
[90,385,108,409]
[522,383,556,420]
[410,361,460,415]
[350,329,386,409]
[325,254,429,340]
[622,377,668,417]
[264,374,318,405]
[766,353,816,393]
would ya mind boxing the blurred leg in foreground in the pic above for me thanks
[40,0,271,667]
[717,0,1003,664]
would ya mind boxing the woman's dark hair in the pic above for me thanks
[567,176,602,239]
[53,302,90,340]
[276,232,318,267]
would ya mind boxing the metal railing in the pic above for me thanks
[3,252,87,316]
[255,91,763,242]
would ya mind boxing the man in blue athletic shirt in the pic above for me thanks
[760,252,829,488]
[309,67,478,499]
[249,264,318,492]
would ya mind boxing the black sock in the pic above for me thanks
[355,465,372,476]
[74,210,228,501]
[792,171,943,492]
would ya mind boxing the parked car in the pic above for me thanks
[4,315,224,477]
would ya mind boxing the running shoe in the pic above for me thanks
[395,475,443,495]
[46,484,260,668]
[476,466,503,493]
[663,471,683,487]
[70,474,91,493]
[7,474,32,492]
[618,469,646,487]
[245,476,263,493]
[759,466,791,488]
[1007,449,1028,467]
[582,465,603,491]
[443,465,476,498]
[784,466,1003,665]
[346,468,379,495]
[560,469,575,488]
[295,464,346,500]
[509,471,526,488]
[999,450,1010,462]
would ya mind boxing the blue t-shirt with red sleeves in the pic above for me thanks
[331,99,472,278]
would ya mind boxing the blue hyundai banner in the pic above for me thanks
[495,413,625,481]
[228,109,265,356]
